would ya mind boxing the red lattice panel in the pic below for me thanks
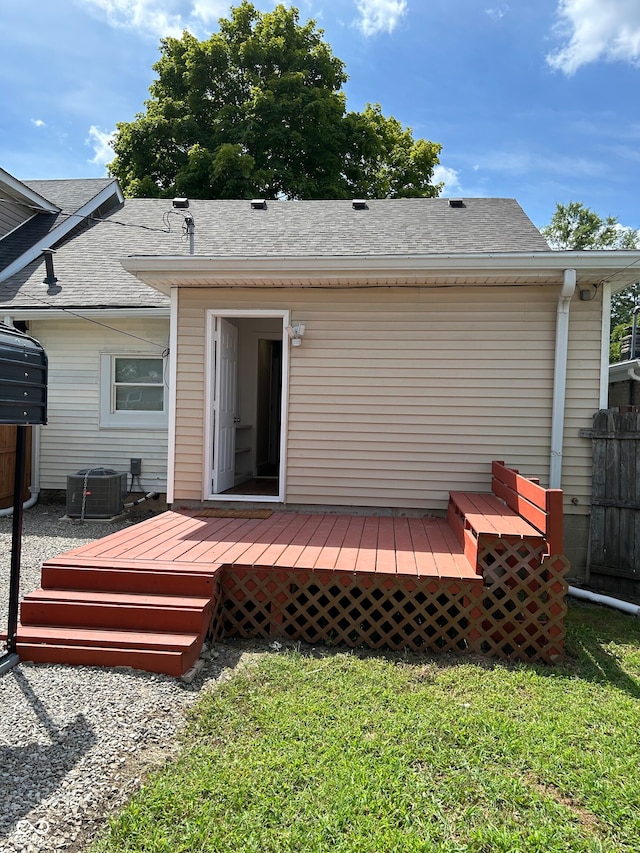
[215,567,486,654]
[475,537,568,662]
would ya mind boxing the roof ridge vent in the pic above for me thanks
[251,199,267,210]
[352,199,368,210]
[448,199,465,208]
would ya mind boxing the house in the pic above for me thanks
[4,187,640,579]
[118,197,640,580]
[0,171,171,502]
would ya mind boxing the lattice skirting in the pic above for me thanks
[209,556,569,663]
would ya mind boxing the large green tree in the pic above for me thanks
[542,202,640,361]
[108,2,442,200]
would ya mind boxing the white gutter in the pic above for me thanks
[550,269,576,489]
[0,180,124,284]
[568,585,640,617]
[9,308,170,320]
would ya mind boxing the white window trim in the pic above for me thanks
[100,352,169,429]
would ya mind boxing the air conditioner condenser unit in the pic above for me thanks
[66,468,127,518]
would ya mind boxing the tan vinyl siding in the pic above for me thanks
[30,317,170,491]
[0,202,32,239]
[175,284,593,509]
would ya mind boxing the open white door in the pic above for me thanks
[212,317,238,493]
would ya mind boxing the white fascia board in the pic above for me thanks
[8,307,170,320]
[121,250,640,288]
[0,180,124,284]
[0,168,60,213]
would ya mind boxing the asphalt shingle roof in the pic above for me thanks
[0,196,549,311]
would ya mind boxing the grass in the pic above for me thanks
[93,602,640,853]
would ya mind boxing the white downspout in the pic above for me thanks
[599,283,612,408]
[166,286,178,506]
[550,269,576,489]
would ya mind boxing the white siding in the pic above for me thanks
[173,283,604,513]
[30,317,170,491]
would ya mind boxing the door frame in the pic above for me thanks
[204,308,291,502]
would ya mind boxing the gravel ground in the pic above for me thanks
[0,502,253,853]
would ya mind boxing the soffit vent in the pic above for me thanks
[448,199,465,208]
[251,199,267,210]
[352,199,368,210]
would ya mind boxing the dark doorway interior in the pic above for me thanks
[256,338,282,478]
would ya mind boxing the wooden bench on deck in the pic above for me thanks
[448,460,564,577]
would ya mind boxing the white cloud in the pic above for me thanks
[485,5,509,22]
[31,119,46,128]
[432,165,462,195]
[79,0,229,39]
[87,125,116,167]
[355,0,408,37]
[547,0,640,75]
[191,0,232,28]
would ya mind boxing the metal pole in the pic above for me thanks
[6,425,27,655]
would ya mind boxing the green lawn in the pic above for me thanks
[93,602,640,853]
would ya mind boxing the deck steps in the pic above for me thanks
[41,557,217,596]
[16,626,202,677]
[17,558,217,677]
[20,588,213,633]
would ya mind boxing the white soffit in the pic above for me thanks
[121,251,640,294]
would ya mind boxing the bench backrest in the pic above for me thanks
[491,460,563,556]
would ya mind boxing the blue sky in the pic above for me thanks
[1,0,639,231]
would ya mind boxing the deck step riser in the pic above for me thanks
[17,625,204,652]
[16,643,193,677]
[20,600,213,634]
[41,565,215,597]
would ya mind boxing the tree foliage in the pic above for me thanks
[542,202,640,362]
[108,2,442,201]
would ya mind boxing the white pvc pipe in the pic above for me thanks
[550,269,576,489]
[568,585,640,617]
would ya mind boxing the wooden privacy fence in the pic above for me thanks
[581,409,640,596]
[0,425,31,509]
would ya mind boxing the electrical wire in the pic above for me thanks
[597,255,640,287]
[0,195,173,233]
[16,289,170,349]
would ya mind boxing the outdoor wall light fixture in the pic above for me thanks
[285,323,306,346]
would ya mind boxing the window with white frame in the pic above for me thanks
[100,354,168,428]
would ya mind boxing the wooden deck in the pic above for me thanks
[15,464,570,675]
[55,511,480,579]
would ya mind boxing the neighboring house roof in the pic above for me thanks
[0,175,124,285]
[1,175,169,312]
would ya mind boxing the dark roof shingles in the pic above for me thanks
[1,196,548,310]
